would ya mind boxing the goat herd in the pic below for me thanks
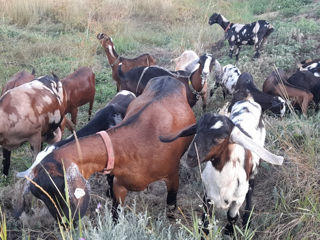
[0,12,319,236]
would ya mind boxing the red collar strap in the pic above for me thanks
[225,22,231,32]
[97,131,115,174]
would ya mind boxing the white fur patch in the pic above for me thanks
[116,90,136,98]
[43,95,52,104]
[253,22,260,34]
[231,35,235,42]
[234,24,244,32]
[203,55,212,76]
[74,188,86,199]
[210,120,223,130]
[16,145,56,178]
[8,113,18,123]
[48,110,61,124]
[221,64,241,94]
[108,45,116,58]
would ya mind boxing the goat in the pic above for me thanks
[0,74,67,175]
[211,60,241,98]
[208,13,274,60]
[263,69,313,114]
[298,58,320,77]
[60,67,96,131]
[1,69,35,96]
[15,76,195,223]
[118,53,215,111]
[287,70,320,110]
[97,33,157,91]
[159,90,283,235]
[172,50,200,72]
[14,90,136,218]
[230,72,286,117]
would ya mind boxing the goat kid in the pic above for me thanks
[209,13,274,60]
[211,60,241,98]
[0,74,67,175]
[97,33,156,91]
[160,91,283,235]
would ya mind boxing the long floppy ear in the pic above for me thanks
[214,59,223,81]
[230,127,284,165]
[159,123,197,143]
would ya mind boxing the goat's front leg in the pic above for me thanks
[200,194,214,236]
[242,178,255,227]
[165,173,179,218]
[254,37,264,58]
[2,148,11,175]
[229,45,235,58]
[224,198,245,235]
[112,177,128,222]
[235,46,241,61]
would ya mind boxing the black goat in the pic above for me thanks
[229,72,286,116]
[208,13,274,60]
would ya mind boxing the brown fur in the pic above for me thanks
[263,69,313,114]
[97,33,156,91]
[60,67,95,131]
[1,70,35,96]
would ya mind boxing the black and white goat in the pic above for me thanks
[160,90,283,235]
[208,13,274,60]
[230,72,286,117]
[211,60,241,98]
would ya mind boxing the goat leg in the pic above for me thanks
[2,148,11,175]
[242,178,255,227]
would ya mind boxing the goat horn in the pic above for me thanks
[230,127,284,165]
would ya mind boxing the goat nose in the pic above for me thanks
[224,199,229,205]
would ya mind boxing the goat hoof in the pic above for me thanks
[224,223,235,236]
[166,204,177,219]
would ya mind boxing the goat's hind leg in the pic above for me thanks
[2,148,11,175]
[165,173,179,218]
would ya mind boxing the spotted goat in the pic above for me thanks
[160,90,283,235]
[0,74,67,175]
[209,13,274,60]
[211,60,241,98]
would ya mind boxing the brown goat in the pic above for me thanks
[96,33,156,91]
[263,69,313,114]
[0,74,67,175]
[1,70,35,96]
[16,76,195,223]
[60,67,95,131]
